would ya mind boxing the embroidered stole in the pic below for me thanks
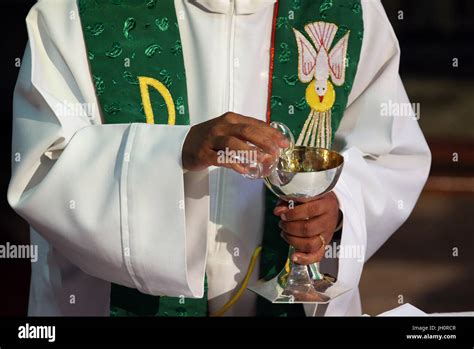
[78,0,363,317]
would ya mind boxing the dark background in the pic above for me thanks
[0,0,473,316]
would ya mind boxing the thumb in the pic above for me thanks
[273,199,291,216]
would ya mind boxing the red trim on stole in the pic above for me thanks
[266,1,279,124]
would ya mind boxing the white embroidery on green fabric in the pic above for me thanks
[293,21,349,148]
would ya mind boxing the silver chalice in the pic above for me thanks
[246,123,351,304]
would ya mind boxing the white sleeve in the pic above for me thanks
[327,0,431,314]
[7,0,208,298]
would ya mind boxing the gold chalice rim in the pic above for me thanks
[279,146,344,173]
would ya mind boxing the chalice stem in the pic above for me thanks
[309,262,323,280]
[285,246,322,285]
[277,246,330,302]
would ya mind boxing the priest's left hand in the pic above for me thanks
[274,192,342,265]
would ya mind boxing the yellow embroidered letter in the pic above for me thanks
[138,76,176,125]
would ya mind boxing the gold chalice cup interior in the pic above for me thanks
[264,147,344,203]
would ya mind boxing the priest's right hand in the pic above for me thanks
[182,112,289,173]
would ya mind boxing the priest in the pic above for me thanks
[8,0,431,316]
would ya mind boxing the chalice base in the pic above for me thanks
[248,263,351,304]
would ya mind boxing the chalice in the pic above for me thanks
[245,123,351,303]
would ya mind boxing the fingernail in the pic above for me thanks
[281,213,287,221]
[292,255,299,262]
[280,138,290,148]
[269,146,279,155]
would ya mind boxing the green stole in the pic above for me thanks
[78,0,363,317]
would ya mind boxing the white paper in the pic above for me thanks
[377,303,427,317]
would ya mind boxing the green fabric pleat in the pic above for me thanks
[257,0,364,316]
[110,279,208,317]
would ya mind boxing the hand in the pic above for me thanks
[274,192,342,265]
[182,112,289,173]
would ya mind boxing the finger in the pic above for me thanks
[229,124,280,156]
[212,136,270,175]
[292,231,332,264]
[227,118,289,155]
[280,198,326,222]
[279,216,326,238]
[206,148,249,175]
[213,136,278,168]
[273,200,291,216]
[226,113,289,148]
[292,245,326,265]
[280,232,321,253]
[211,135,254,154]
